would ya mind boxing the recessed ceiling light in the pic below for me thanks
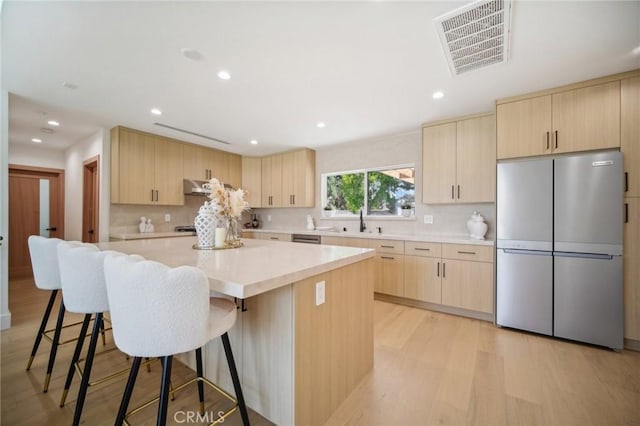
[317,122,326,128]
[32,138,42,143]
[217,70,231,80]
[250,140,258,145]
[432,91,444,99]
[151,108,162,116]
[47,120,60,126]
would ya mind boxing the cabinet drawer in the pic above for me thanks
[404,241,441,258]
[373,240,405,254]
[442,244,493,262]
[259,233,291,242]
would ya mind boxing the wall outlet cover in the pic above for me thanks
[315,281,325,306]
[164,214,171,222]
[424,214,434,224]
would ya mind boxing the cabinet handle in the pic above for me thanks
[270,237,279,240]
[458,250,476,255]
[554,130,558,149]
[155,190,159,202]
[625,172,628,192]
[415,248,430,251]
[442,262,446,278]
[625,203,629,223]
[437,262,440,277]
[546,131,550,150]
[151,190,154,201]
[451,185,454,200]
[381,245,395,249]
[381,256,395,260]
[292,194,296,205]
[457,185,460,199]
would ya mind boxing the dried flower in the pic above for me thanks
[202,178,249,220]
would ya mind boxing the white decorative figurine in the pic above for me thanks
[139,216,147,233]
[145,218,154,233]
[467,211,488,240]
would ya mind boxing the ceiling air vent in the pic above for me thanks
[433,0,512,76]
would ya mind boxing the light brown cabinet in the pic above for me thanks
[374,240,405,297]
[497,81,621,159]
[404,242,442,304]
[621,77,640,198]
[441,258,493,314]
[184,145,242,187]
[624,197,640,341]
[422,114,495,204]
[110,127,184,205]
[281,149,315,207]
[241,157,262,208]
[261,154,283,207]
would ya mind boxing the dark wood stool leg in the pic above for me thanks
[60,313,92,407]
[27,290,58,371]
[115,357,142,426]
[221,333,250,426]
[44,298,66,393]
[72,312,102,426]
[195,348,205,415]
[100,315,107,345]
[157,356,173,426]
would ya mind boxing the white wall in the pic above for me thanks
[8,144,66,169]
[253,129,495,238]
[64,128,110,242]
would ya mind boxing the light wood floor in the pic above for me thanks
[3,278,640,426]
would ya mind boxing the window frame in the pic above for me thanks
[321,163,416,219]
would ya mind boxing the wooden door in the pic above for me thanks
[624,197,640,340]
[154,137,184,205]
[456,115,496,203]
[281,151,295,206]
[403,256,441,303]
[8,166,64,278]
[82,157,99,243]
[621,77,640,197]
[422,123,456,204]
[227,153,242,189]
[261,156,273,207]
[441,259,493,313]
[270,154,283,208]
[117,129,155,204]
[496,95,552,159]
[292,149,315,207]
[552,81,620,153]
[210,150,228,183]
[183,144,210,180]
[241,157,262,207]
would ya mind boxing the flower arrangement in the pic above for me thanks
[194,178,249,247]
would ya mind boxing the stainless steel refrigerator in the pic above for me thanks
[496,151,623,350]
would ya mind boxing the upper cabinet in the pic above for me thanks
[497,79,623,160]
[111,127,184,205]
[183,145,242,187]
[621,76,640,198]
[422,114,495,204]
[260,148,316,208]
[242,157,262,208]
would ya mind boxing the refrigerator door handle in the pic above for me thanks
[553,252,614,260]
[501,249,552,256]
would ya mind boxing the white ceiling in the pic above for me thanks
[3,1,639,156]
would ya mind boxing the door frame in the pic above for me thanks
[82,156,99,243]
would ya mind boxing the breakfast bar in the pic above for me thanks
[97,237,375,426]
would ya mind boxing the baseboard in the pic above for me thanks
[1,311,12,330]
[624,338,640,352]
[373,293,494,323]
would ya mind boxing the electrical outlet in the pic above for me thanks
[164,214,171,222]
[315,281,325,306]
[424,214,434,224]
[267,215,272,222]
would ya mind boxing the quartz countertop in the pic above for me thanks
[241,228,494,246]
[97,236,374,299]
[109,231,196,240]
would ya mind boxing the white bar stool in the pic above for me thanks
[104,254,250,426]
[26,235,87,392]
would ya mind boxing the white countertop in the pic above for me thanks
[109,231,196,240]
[241,228,494,246]
[97,236,374,299]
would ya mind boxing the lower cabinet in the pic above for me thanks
[441,259,494,314]
[257,232,291,242]
[374,254,404,296]
[404,256,441,304]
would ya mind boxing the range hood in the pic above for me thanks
[183,179,234,195]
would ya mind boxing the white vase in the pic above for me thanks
[195,212,216,247]
[466,211,488,240]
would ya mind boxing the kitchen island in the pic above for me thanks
[97,237,375,426]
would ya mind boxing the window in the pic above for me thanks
[323,165,415,217]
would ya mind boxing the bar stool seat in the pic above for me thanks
[104,254,250,426]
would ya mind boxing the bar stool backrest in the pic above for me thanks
[57,242,119,314]
[28,235,64,290]
[104,254,212,358]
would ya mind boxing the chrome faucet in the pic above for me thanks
[359,210,366,232]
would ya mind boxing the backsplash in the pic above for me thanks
[109,196,205,234]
